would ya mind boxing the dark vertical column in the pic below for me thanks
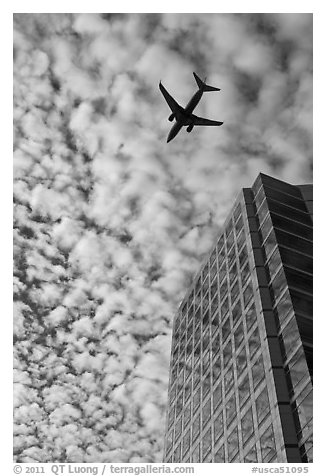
[243,182,302,463]
[251,173,313,463]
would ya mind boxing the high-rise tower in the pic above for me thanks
[163,173,313,463]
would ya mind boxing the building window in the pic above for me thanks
[254,184,267,210]
[202,370,211,399]
[259,213,273,242]
[267,198,311,226]
[193,385,201,411]
[222,316,231,344]
[279,247,313,275]
[203,452,212,462]
[274,288,293,324]
[263,185,307,212]
[227,426,239,461]
[202,307,210,328]
[210,277,218,298]
[211,329,220,354]
[285,266,313,294]
[260,424,277,462]
[183,403,191,427]
[286,346,308,392]
[266,247,282,279]
[275,228,312,257]
[193,364,201,389]
[243,281,253,309]
[192,413,201,442]
[226,229,235,252]
[210,260,217,281]
[224,365,235,395]
[229,262,238,286]
[219,262,227,283]
[256,387,270,425]
[185,339,192,361]
[245,302,257,332]
[212,354,221,381]
[252,354,265,389]
[241,262,250,287]
[248,326,261,359]
[237,228,246,249]
[239,245,248,269]
[213,384,222,412]
[202,398,211,427]
[182,428,191,459]
[226,394,236,426]
[231,279,240,304]
[193,341,201,361]
[218,239,226,263]
[296,388,313,434]
[186,319,193,342]
[202,427,212,458]
[227,245,237,267]
[211,292,219,320]
[257,198,269,224]
[223,342,232,369]
[171,363,178,382]
[236,349,247,380]
[290,289,313,319]
[238,374,250,408]
[175,416,182,440]
[202,348,210,375]
[194,305,201,326]
[282,316,300,356]
[235,215,244,236]
[270,212,312,241]
[168,408,175,430]
[234,203,242,222]
[234,321,244,349]
[241,406,254,447]
[244,444,257,463]
[232,299,242,327]
[192,442,201,463]
[202,279,209,299]
[221,295,229,320]
[213,411,223,443]
[175,391,183,414]
[220,277,228,300]
[214,443,225,462]
[270,267,288,303]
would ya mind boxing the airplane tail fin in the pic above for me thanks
[193,72,220,91]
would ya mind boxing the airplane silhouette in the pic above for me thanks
[159,72,223,143]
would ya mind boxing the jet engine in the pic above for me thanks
[168,113,175,122]
[187,124,194,133]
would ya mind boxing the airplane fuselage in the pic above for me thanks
[167,121,183,143]
[167,90,204,142]
[184,89,204,115]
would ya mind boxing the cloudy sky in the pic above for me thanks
[13,13,312,463]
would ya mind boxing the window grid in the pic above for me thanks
[165,179,310,462]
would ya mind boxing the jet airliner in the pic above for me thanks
[159,72,223,143]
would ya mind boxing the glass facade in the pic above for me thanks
[163,173,313,463]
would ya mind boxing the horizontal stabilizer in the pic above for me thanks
[193,72,220,92]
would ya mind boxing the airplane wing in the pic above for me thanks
[191,113,224,126]
[159,81,184,115]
